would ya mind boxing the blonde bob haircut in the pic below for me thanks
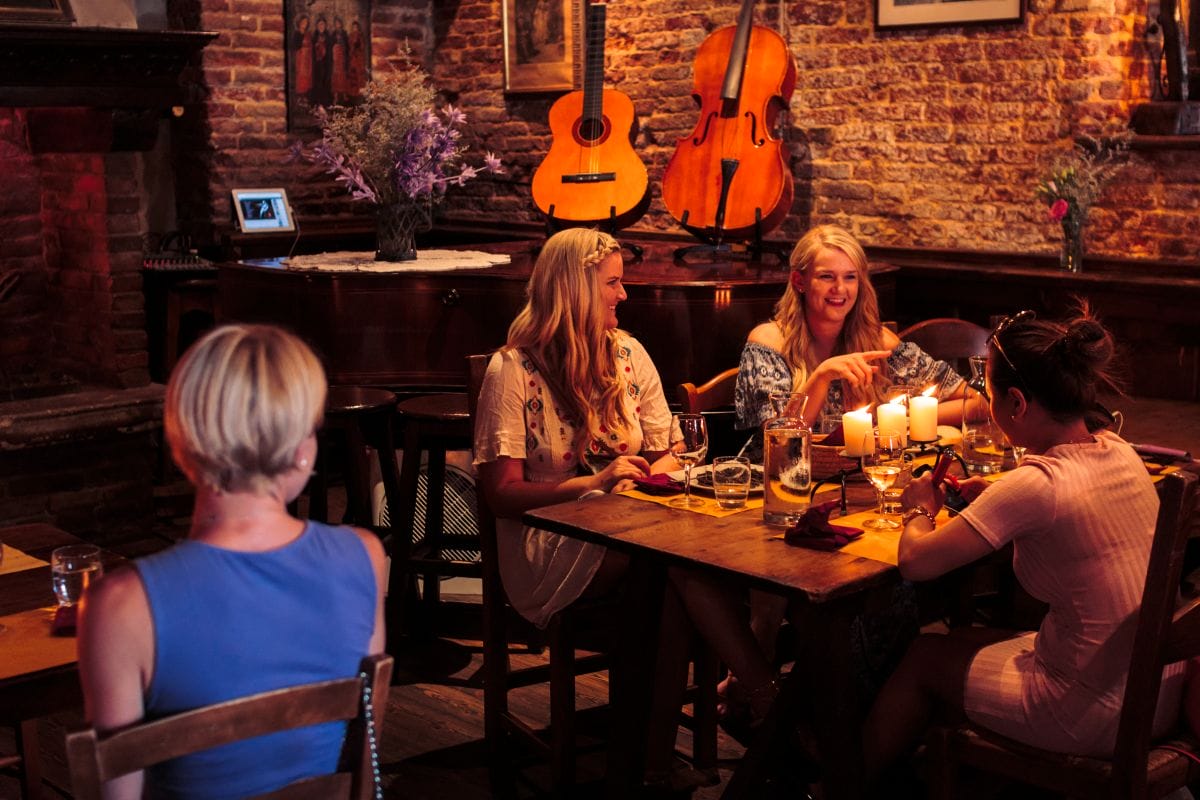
[774,224,887,407]
[506,227,628,456]
[165,323,326,494]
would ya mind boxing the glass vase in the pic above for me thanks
[375,201,431,262]
[1059,217,1085,274]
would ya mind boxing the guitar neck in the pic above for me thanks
[582,2,607,124]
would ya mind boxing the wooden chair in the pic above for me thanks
[468,354,718,797]
[897,317,989,376]
[928,469,1200,800]
[66,654,393,800]
[677,366,740,459]
[387,392,482,642]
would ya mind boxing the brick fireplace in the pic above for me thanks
[0,27,213,548]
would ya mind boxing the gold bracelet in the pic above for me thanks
[902,506,937,527]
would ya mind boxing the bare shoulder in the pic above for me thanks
[747,321,785,351]
[348,526,387,566]
[79,563,151,642]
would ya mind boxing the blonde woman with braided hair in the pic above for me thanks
[475,227,680,626]
[475,228,701,791]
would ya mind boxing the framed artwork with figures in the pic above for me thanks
[502,0,584,94]
[285,0,371,132]
[875,0,1023,31]
[0,0,73,23]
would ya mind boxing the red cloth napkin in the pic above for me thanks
[783,500,864,550]
[818,424,845,448]
[632,473,686,495]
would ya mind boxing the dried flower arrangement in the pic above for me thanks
[293,62,502,208]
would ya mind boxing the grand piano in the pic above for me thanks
[216,236,824,398]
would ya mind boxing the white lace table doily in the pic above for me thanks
[283,249,511,272]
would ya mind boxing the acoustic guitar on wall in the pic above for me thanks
[531,1,649,229]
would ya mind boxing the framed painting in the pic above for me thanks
[875,0,1023,30]
[502,0,583,94]
[0,0,73,24]
[285,0,371,132]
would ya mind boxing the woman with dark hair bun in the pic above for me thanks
[860,306,1185,782]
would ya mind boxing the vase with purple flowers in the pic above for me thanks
[292,62,503,262]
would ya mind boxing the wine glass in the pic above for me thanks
[669,413,708,509]
[861,428,904,531]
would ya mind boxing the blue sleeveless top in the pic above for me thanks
[135,520,377,799]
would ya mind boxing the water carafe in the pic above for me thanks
[763,392,812,526]
[961,355,1005,474]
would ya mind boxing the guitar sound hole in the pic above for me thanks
[575,115,609,145]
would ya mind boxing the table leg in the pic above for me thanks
[17,718,43,800]
[802,600,864,800]
[605,557,664,798]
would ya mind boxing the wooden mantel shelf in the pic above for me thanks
[0,26,218,108]
[1130,135,1200,151]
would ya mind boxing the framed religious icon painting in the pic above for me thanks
[0,0,74,24]
[875,0,1023,30]
[502,0,584,93]
[285,0,371,132]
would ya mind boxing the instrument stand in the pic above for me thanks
[672,210,787,266]
[541,204,644,260]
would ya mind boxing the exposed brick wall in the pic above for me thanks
[179,0,1199,265]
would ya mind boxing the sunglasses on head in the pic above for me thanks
[987,310,1036,397]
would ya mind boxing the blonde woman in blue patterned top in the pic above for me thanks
[735,224,969,458]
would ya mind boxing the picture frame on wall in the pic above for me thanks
[875,0,1023,31]
[0,0,74,24]
[502,0,584,94]
[285,0,371,132]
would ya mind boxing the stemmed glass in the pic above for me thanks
[669,413,708,509]
[861,428,904,531]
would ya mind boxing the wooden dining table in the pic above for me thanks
[525,478,899,800]
[1,523,122,800]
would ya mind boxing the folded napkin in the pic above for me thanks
[632,473,686,495]
[1132,443,1193,463]
[818,425,846,448]
[783,500,864,550]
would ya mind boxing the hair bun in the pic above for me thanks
[1058,317,1112,368]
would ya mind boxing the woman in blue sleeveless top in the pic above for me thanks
[77,324,388,799]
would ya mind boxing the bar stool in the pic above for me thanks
[306,386,402,532]
[387,393,482,642]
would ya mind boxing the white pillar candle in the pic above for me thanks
[909,395,939,442]
[877,402,908,446]
[842,409,874,456]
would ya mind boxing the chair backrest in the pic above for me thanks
[66,654,393,800]
[676,367,738,413]
[1112,469,1199,794]
[896,318,989,376]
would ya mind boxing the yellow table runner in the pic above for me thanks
[1,544,49,576]
[619,489,765,518]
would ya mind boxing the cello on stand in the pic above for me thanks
[661,0,796,263]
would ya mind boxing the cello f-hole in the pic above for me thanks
[744,111,765,147]
[693,111,717,147]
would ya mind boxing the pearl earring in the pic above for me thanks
[299,457,309,468]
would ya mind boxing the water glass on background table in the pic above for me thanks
[669,414,708,509]
[711,456,752,509]
[51,544,103,607]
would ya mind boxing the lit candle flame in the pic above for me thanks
[889,392,909,404]
[921,386,937,397]
[854,403,872,414]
